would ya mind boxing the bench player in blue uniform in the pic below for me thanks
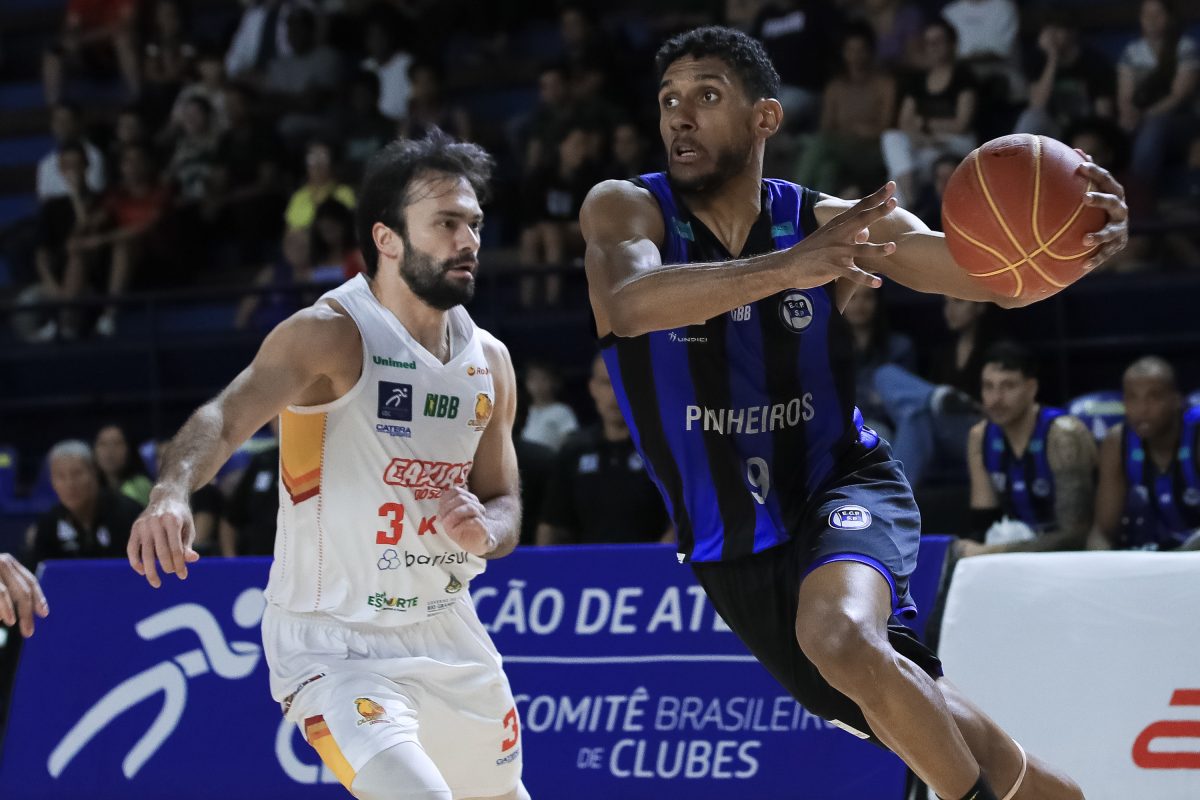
[1089,356,1200,552]
[961,343,1097,557]
[581,27,1128,800]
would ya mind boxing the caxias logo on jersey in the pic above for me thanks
[469,393,494,431]
[383,458,473,499]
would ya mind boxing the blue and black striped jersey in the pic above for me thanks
[599,173,869,563]
[982,406,1064,533]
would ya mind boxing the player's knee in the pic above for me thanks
[796,609,890,693]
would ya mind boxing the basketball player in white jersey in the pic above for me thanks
[126,130,530,800]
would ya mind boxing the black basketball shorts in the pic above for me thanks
[691,437,944,747]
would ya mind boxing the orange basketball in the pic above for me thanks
[941,134,1106,302]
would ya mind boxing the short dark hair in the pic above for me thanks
[982,341,1037,379]
[356,129,494,277]
[655,26,781,101]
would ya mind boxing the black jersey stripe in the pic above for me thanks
[610,337,695,553]
[684,314,759,560]
[761,300,811,534]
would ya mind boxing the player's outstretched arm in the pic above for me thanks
[581,179,887,338]
[816,161,1128,308]
[129,306,359,588]
[1087,424,1126,550]
[443,333,522,560]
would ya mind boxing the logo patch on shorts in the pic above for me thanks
[355,697,391,726]
[828,505,872,530]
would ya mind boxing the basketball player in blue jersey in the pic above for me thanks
[961,343,1097,557]
[580,27,1129,800]
[1089,356,1200,552]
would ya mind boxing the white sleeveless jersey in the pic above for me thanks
[265,274,496,627]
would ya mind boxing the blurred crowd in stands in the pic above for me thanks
[5,0,1198,341]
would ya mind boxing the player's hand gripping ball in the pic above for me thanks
[941,134,1120,302]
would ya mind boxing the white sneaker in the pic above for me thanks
[95,313,116,337]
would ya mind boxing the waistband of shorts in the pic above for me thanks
[263,600,465,634]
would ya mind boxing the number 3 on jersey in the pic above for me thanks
[746,458,771,504]
[377,502,405,544]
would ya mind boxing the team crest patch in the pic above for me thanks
[1184,487,1200,507]
[779,291,814,333]
[355,697,389,726]
[469,392,494,431]
[828,505,872,530]
[1032,478,1052,498]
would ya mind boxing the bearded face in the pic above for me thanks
[397,233,478,310]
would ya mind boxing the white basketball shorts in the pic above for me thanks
[262,597,523,797]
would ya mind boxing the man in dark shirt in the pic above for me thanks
[211,84,285,258]
[28,440,139,564]
[220,443,279,556]
[751,0,843,128]
[537,355,670,545]
[1015,17,1116,138]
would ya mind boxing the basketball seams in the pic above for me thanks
[943,216,1024,296]
[954,134,1097,295]
[1031,134,1099,262]
[944,149,1022,296]
[974,134,1063,293]
[971,144,1029,263]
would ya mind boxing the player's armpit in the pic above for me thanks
[1046,417,1098,548]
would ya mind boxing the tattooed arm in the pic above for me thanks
[994,416,1097,553]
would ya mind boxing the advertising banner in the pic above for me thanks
[0,538,949,799]
[939,552,1200,800]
